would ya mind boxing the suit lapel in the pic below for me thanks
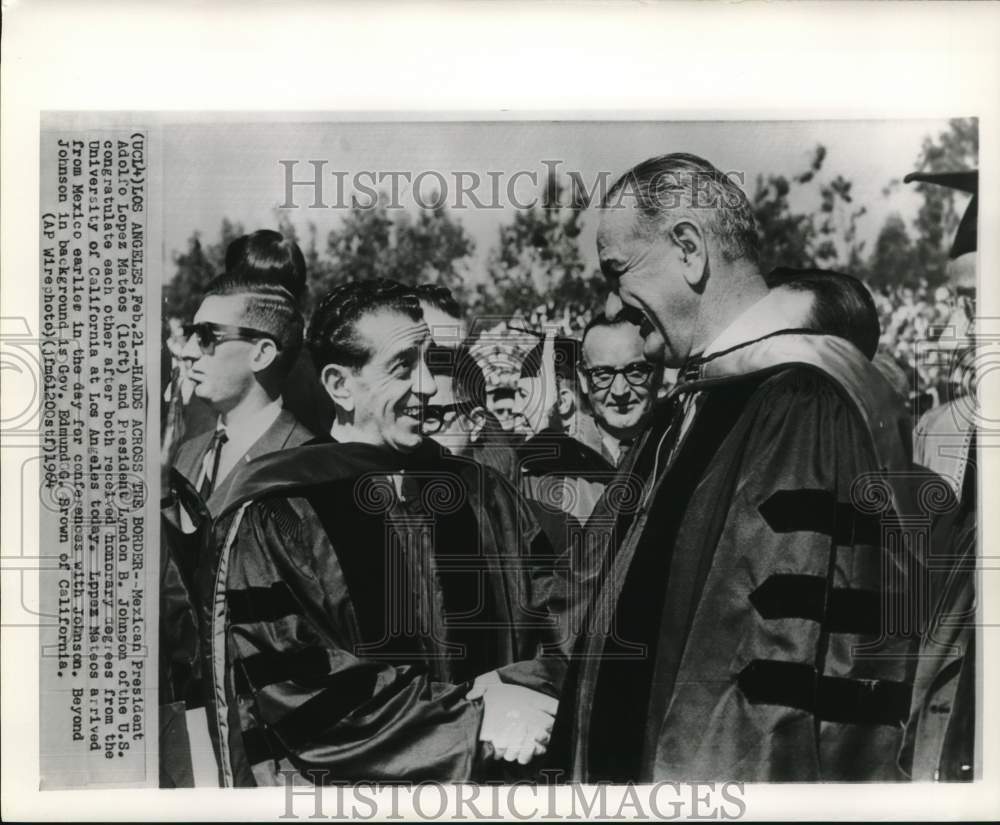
[205,410,305,514]
[173,430,214,489]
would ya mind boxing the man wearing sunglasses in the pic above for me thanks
[172,279,313,514]
[578,312,661,467]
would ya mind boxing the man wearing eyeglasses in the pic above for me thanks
[578,312,661,467]
[420,343,488,457]
[172,279,313,514]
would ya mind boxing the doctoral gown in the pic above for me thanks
[198,440,563,786]
[551,331,925,782]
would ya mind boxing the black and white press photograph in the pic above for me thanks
[6,2,1000,821]
[150,118,980,788]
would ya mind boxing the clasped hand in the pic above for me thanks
[467,671,558,765]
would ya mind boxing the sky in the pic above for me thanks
[160,117,961,281]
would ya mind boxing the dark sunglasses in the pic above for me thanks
[182,321,280,355]
[582,361,655,390]
[419,402,478,434]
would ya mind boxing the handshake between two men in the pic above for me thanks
[467,671,558,766]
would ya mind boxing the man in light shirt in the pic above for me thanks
[173,278,313,514]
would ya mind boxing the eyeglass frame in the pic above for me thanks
[579,360,656,391]
[419,401,481,434]
[181,321,281,356]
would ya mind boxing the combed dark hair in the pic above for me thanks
[603,152,760,264]
[425,342,487,406]
[224,229,307,302]
[767,266,880,360]
[414,283,463,320]
[307,279,422,371]
[581,305,645,345]
[204,278,304,378]
[520,336,581,385]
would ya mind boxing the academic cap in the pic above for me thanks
[903,169,978,259]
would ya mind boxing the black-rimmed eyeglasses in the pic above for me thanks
[582,361,655,391]
[419,402,478,434]
[182,322,279,356]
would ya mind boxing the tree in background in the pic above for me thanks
[163,236,215,322]
[867,214,921,291]
[474,176,603,331]
[751,145,868,277]
[906,117,978,287]
[308,194,476,310]
[162,219,245,321]
[162,118,977,325]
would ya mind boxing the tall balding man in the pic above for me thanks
[550,152,920,782]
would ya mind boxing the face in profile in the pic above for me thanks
[180,294,264,413]
[580,323,657,439]
[337,309,436,453]
[597,204,694,367]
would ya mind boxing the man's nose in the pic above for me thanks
[414,360,437,399]
[609,371,630,396]
[179,334,202,362]
[605,292,624,319]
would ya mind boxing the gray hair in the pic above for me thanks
[603,152,760,264]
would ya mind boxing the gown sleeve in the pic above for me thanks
[209,495,484,784]
[658,367,921,781]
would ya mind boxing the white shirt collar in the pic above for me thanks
[702,289,812,358]
[600,431,623,465]
[215,398,283,482]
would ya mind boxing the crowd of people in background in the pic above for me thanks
[164,273,974,439]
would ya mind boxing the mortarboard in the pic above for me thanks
[903,169,978,259]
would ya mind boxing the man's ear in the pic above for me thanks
[577,366,590,398]
[468,406,487,444]
[557,383,575,417]
[670,219,708,290]
[320,363,355,412]
[249,339,279,373]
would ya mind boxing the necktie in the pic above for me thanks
[398,473,425,515]
[199,428,228,501]
[616,438,633,467]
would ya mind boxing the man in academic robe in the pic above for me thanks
[159,277,314,786]
[549,152,922,782]
[199,280,562,787]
